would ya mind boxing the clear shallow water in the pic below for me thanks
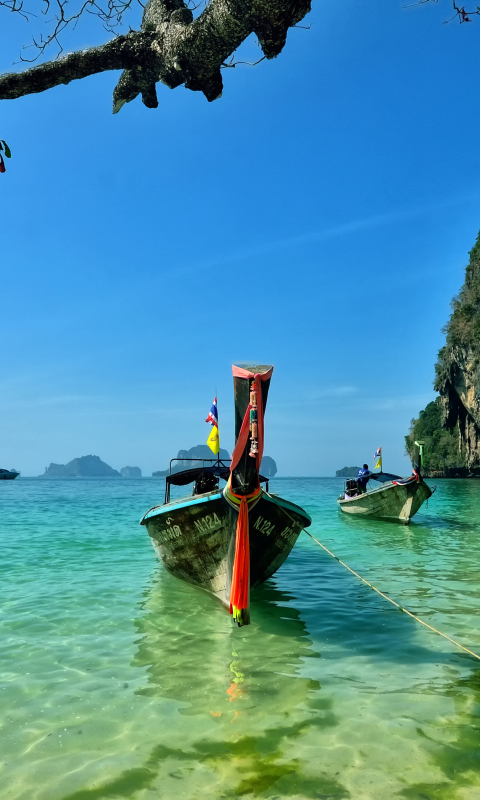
[1,477,480,800]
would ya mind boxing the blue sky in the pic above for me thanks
[0,0,479,476]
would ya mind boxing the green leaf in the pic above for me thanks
[1,141,11,158]
[0,142,3,151]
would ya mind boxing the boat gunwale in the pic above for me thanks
[141,487,312,527]
[261,490,312,524]
[337,478,431,505]
[140,490,224,523]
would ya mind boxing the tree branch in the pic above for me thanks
[0,30,158,99]
[406,0,480,23]
[113,0,192,111]
[0,0,311,110]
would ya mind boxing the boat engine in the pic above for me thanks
[193,472,219,495]
[345,479,358,498]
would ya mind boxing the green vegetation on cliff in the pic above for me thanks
[406,230,480,473]
[435,231,480,378]
[405,398,466,475]
[433,230,480,468]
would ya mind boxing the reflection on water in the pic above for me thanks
[2,478,480,799]
[136,576,348,797]
[60,569,346,800]
[132,572,343,799]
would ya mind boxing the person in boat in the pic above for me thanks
[357,464,371,494]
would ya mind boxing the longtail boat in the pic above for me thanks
[337,443,434,524]
[141,363,312,626]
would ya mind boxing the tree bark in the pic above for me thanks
[0,0,311,112]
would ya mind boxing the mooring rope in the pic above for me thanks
[305,530,480,662]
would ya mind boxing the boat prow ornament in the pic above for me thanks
[141,364,311,626]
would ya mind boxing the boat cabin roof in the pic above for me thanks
[166,465,269,487]
[167,465,229,486]
[163,458,270,503]
[369,471,402,483]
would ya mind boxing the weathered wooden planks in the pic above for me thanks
[337,479,433,523]
[141,489,311,608]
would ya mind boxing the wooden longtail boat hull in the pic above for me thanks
[141,363,312,625]
[337,478,433,523]
[141,489,311,609]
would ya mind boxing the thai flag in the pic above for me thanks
[374,447,381,459]
[206,397,218,427]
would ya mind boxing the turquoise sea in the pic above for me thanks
[2,477,480,800]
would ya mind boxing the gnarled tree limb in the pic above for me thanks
[0,31,157,99]
[0,0,311,111]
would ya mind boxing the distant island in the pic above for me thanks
[260,456,277,478]
[153,445,277,478]
[120,466,142,478]
[152,445,231,476]
[40,455,121,478]
[336,466,361,478]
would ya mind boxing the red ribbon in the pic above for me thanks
[228,485,261,618]
[228,366,273,622]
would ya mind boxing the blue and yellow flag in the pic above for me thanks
[207,424,220,454]
[206,396,220,453]
[374,446,382,470]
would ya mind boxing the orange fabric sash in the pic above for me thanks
[228,366,272,624]
[228,484,261,622]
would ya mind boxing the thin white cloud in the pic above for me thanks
[159,189,480,282]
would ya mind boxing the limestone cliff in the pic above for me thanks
[120,466,142,478]
[40,455,121,477]
[153,447,277,477]
[259,456,277,478]
[435,231,480,468]
[152,445,231,476]
[336,467,361,478]
[405,399,467,477]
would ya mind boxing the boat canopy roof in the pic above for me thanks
[166,465,269,487]
[370,471,402,483]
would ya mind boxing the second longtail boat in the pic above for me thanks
[141,363,312,626]
[337,443,434,523]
